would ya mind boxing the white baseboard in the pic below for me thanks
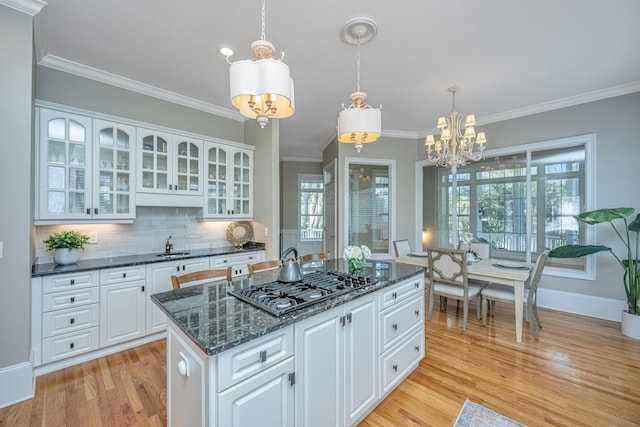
[0,361,35,409]
[537,288,626,322]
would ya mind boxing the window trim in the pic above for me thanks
[420,133,596,280]
[343,157,396,259]
[298,173,324,242]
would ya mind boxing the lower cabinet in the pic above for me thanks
[294,294,378,427]
[145,257,209,334]
[100,280,146,346]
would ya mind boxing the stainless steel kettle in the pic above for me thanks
[278,247,304,282]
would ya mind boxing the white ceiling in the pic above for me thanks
[35,0,640,160]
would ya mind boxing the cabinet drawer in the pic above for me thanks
[380,328,424,397]
[42,287,99,312]
[100,265,146,284]
[379,277,423,310]
[42,327,99,364]
[212,252,261,269]
[218,326,294,392]
[42,303,100,338]
[379,296,423,353]
[43,271,99,294]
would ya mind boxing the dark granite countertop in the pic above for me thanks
[151,259,425,356]
[32,242,266,277]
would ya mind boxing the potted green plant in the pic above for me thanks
[548,207,640,338]
[43,230,90,265]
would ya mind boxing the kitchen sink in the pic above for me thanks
[156,252,190,258]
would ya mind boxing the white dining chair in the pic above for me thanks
[427,248,482,332]
[481,250,549,340]
[393,239,411,257]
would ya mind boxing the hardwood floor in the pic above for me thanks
[2,302,639,426]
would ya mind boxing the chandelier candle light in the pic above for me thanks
[337,18,382,153]
[227,0,295,129]
[425,86,486,173]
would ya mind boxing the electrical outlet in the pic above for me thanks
[264,227,269,237]
[88,232,98,244]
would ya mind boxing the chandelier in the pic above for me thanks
[227,0,294,129]
[337,18,382,153]
[425,86,486,172]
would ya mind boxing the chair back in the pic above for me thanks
[299,252,330,264]
[393,239,411,257]
[527,250,549,304]
[427,248,468,287]
[171,267,232,290]
[247,260,282,275]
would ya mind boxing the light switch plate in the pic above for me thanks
[88,232,98,244]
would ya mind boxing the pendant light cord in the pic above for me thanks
[261,0,266,40]
[356,36,361,92]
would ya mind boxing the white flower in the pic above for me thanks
[360,245,372,259]
[343,245,363,260]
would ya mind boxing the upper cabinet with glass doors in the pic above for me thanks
[202,142,253,219]
[136,129,203,204]
[36,109,136,222]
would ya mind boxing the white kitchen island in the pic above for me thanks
[152,259,425,427]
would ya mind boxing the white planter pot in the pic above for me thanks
[53,248,79,265]
[621,310,640,340]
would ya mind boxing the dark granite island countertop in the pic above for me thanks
[151,258,425,355]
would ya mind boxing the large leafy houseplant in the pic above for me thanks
[549,208,640,316]
[43,230,90,251]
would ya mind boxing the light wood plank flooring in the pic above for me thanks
[1,302,639,426]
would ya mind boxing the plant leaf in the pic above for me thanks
[628,214,640,233]
[575,207,635,225]
[548,245,612,258]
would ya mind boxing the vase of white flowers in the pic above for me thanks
[343,245,371,274]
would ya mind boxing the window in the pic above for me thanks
[345,159,395,256]
[436,135,594,275]
[299,174,323,241]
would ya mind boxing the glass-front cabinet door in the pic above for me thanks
[92,119,136,219]
[137,129,202,196]
[204,145,228,217]
[38,109,92,220]
[232,150,252,217]
[137,129,172,193]
[203,142,253,219]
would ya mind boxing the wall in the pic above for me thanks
[0,3,36,407]
[34,207,233,263]
[280,160,324,256]
[248,119,280,260]
[420,92,640,310]
[35,67,244,143]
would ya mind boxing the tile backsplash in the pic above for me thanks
[34,207,237,264]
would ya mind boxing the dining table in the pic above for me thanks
[396,254,532,342]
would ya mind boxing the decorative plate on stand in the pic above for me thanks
[227,221,254,248]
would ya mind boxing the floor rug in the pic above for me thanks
[453,399,527,427]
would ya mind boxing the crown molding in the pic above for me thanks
[38,54,246,122]
[416,81,640,138]
[381,129,420,140]
[281,156,323,163]
[0,0,46,15]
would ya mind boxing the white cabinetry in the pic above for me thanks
[377,276,425,399]
[37,109,136,222]
[167,323,295,427]
[203,142,253,219]
[99,266,146,346]
[136,129,203,206]
[294,294,377,427]
[145,257,210,334]
[211,251,263,277]
[35,271,101,365]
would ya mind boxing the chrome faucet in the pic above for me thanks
[165,236,173,255]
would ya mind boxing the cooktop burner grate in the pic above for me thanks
[229,270,375,316]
